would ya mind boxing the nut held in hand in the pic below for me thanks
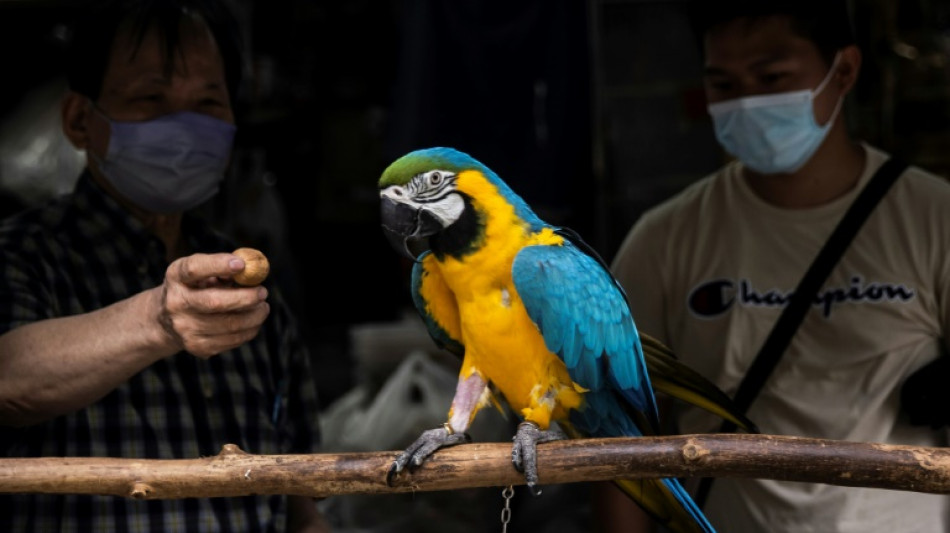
[232,247,270,286]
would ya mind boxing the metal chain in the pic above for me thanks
[500,485,515,532]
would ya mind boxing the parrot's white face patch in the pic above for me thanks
[422,195,465,227]
[381,169,465,228]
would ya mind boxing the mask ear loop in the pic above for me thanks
[86,99,118,132]
[812,52,845,128]
[83,98,114,169]
[813,52,842,96]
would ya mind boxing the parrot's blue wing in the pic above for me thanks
[411,252,465,357]
[514,239,716,533]
[511,241,659,430]
[557,227,758,434]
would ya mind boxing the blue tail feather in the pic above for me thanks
[662,477,716,533]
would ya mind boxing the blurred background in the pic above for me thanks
[1,0,949,530]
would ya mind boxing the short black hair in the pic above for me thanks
[687,0,856,65]
[64,0,244,101]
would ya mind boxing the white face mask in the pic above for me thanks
[90,106,236,213]
[707,53,843,174]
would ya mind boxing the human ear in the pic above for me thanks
[835,45,862,96]
[61,91,91,150]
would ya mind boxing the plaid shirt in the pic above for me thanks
[0,172,322,532]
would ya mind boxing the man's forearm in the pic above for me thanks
[0,287,175,426]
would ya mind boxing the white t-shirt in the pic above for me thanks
[611,143,950,533]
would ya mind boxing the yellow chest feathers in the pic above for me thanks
[423,170,582,425]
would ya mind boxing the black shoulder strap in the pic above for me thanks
[694,156,909,508]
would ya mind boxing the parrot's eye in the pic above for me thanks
[430,172,442,185]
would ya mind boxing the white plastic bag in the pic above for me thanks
[318,350,513,532]
[319,350,459,453]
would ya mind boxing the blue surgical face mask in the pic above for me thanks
[707,53,843,175]
[90,106,236,213]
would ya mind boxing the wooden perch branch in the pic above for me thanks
[0,434,947,500]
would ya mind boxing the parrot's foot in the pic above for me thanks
[510,421,566,496]
[386,423,471,486]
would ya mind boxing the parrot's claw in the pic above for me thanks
[386,424,471,486]
[510,421,566,496]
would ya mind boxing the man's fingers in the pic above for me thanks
[180,301,269,330]
[171,302,270,339]
[159,252,272,358]
[175,303,271,358]
[169,253,245,286]
[187,325,267,359]
[178,285,268,314]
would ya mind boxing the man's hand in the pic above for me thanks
[0,251,273,425]
[158,253,271,358]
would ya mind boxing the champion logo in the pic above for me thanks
[687,276,916,319]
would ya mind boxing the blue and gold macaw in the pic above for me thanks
[378,147,755,533]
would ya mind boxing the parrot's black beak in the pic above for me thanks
[380,196,439,262]
[382,226,430,262]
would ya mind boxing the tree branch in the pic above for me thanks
[0,434,947,500]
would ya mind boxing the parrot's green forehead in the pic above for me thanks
[378,147,480,187]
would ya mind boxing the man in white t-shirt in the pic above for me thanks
[602,1,950,532]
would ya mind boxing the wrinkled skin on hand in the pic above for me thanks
[158,252,270,358]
